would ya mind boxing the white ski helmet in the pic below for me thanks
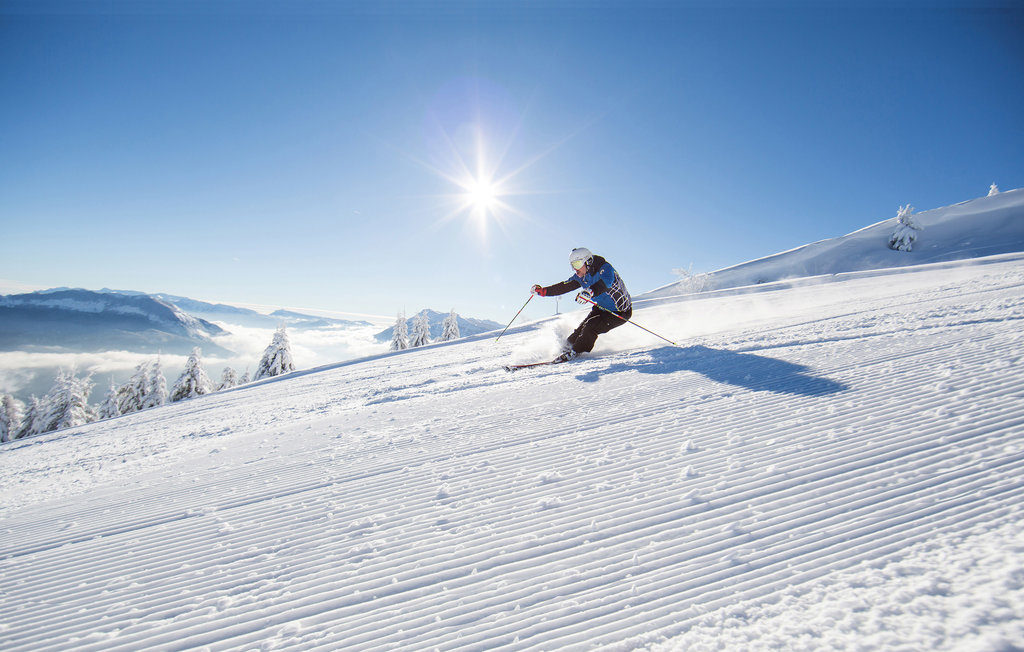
[569,247,593,270]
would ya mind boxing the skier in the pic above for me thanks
[532,247,632,362]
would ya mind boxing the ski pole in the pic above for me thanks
[495,293,534,343]
[579,295,680,347]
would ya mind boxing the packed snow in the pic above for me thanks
[2,243,1023,649]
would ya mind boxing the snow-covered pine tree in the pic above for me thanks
[171,348,213,402]
[1,393,25,443]
[671,263,711,293]
[254,326,295,381]
[38,368,95,434]
[15,397,43,440]
[390,312,409,351]
[98,381,121,421]
[410,311,432,348]
[441,309,461,341]
[888,204,922,252]
[218,366,238,391]
[117,361,151,414]
[989,183,1000,196]
[239,368,251,384]
[142,357,167,409]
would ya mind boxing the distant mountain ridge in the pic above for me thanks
[267,309,371,330]
[0,288,230,355]
[98,290,373,330]
[0,287,500,359]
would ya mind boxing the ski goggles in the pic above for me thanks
[570,259,587,270]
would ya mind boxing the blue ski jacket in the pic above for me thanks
[541,255,632,314]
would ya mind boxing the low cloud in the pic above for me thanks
[208,322,386,374]
[0,321,389,401]
[0,350,188,399]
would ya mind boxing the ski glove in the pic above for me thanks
[532,284,547,297]
[575,289,593,304]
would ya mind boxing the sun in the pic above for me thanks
[462,176,502,217]
[404,111,565,242]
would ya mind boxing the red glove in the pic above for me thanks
[532,284,547,297]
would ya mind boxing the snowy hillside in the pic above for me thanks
[2,251,1022,650]
[645,188,1024,299]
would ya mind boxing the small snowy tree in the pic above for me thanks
[888,204,922,252]
[390,312,409,351]
[410,311,432,348]
[118,362,151,414]
[141,357,167,409]
[989,183,1000,197]
[1,393,25,443]
[441,309,461,341]
[671,264,711,294]
[254,327,295,381]
[38,369,95,434]
[171,348,213,402]
[217,366,238,391]
[239,368,251,385]
[15,397,43,440]
[97,381,121,421]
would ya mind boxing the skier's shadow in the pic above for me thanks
[579,345,848,397]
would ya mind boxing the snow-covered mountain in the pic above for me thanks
[374,308,503,343]
[645,187,1024,299]
[267,309,372,330]
[0,288,230,355]
[101,290,374,331]
[2,193,1022,650]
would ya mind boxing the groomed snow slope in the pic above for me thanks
[2,255,1023,651]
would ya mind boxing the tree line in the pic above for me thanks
[390,309,461,351]
[0,326,296,443]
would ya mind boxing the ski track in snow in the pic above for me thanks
[2,257,1024,651]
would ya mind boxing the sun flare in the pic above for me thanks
[462,176,502,216]
[410,102,565,243]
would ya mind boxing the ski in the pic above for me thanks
[503,356,574,372]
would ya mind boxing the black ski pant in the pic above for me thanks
[567,305,632,354]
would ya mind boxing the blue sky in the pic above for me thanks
[2,0,1021,323]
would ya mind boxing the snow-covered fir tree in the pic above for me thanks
[37,368,95,435]
[218,366,239,391]
[141,358,167,409]
[15,396,42,440]
[989,183,1000,196]
[888,204,922,252]
[672,263,711,293]
[117,361,151,414]
[239,368,251,385]
[390,312,409,351]
[254,327,295,381]
[441,309,461,341]
[171,348,213,402]
[97,381,121,421]
[410,311,432,348]
[1,393,25,443]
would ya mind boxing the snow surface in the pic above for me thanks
[2,252,1024,650]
